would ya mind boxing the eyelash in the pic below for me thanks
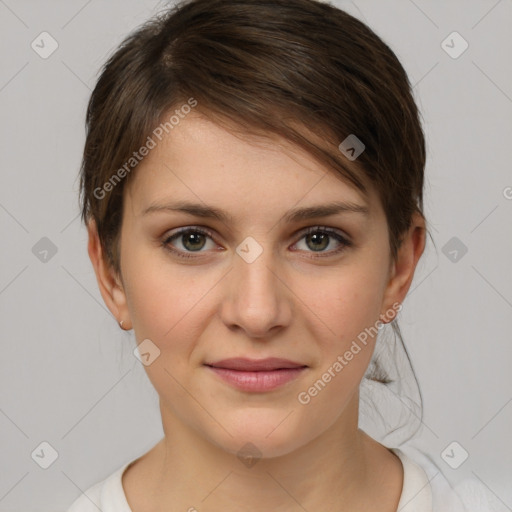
[161,226,353,260]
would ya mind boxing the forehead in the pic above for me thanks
[125,113,381,221]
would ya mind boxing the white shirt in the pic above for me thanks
[66,445,498,511]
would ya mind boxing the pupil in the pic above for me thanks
[308,233,328,251]
[184,232,205,251]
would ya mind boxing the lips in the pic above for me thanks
[204,358,308,392]
[205,357,307,372]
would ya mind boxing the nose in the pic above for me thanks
[219,245,293,339]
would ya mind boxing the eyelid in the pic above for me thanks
[298,224,351,240]
[163,224,351,242]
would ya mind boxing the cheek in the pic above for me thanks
[121,237,206,332]
[292,268,385,423]
[121,253,215,392]
[302,263,386,350]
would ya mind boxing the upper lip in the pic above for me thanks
[205,357,307,371]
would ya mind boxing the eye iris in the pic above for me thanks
[183,232,206,251]
[306,232,329,251]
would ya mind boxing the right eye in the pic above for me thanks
[162,227,219,259]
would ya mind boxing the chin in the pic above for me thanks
[206,410,311,461]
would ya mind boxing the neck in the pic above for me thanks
[144,392,387,511]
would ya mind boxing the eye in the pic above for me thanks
[162,227,218,259]
[292,226,352,257]
[161,225,352,260]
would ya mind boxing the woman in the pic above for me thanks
[67,0,495,510]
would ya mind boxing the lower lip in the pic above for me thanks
[205,366,307,392]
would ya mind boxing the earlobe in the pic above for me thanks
[87,219,132,330]
[380,214,426,320]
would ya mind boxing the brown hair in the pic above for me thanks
[79,0,428,439]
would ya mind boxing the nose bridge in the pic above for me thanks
[237,245,277,302]
[221,237,291,336]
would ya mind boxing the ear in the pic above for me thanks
[380,212,426,321]
[87,219,132,330]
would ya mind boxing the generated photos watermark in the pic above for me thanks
[93,97,198,200]
[297,301,402,405]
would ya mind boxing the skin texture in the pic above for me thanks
[88,112,426,511]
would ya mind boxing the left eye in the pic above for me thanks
[292,227,352,255]
[162,226,352,259]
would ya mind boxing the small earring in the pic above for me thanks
[119,320,125,329]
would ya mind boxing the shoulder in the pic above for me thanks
[65,461,133,512]
[452,477,509,512]
[391,444,502,512]
[66,480,103,512]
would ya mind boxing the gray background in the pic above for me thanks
[0,0,511,510]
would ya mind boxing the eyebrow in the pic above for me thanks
[142,200,370,223]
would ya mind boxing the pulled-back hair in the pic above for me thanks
[79,0,429,442]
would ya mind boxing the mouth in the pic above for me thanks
[204,357,308,372]
[204,358,308,392]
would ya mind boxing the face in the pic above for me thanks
[89,112,424,459]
